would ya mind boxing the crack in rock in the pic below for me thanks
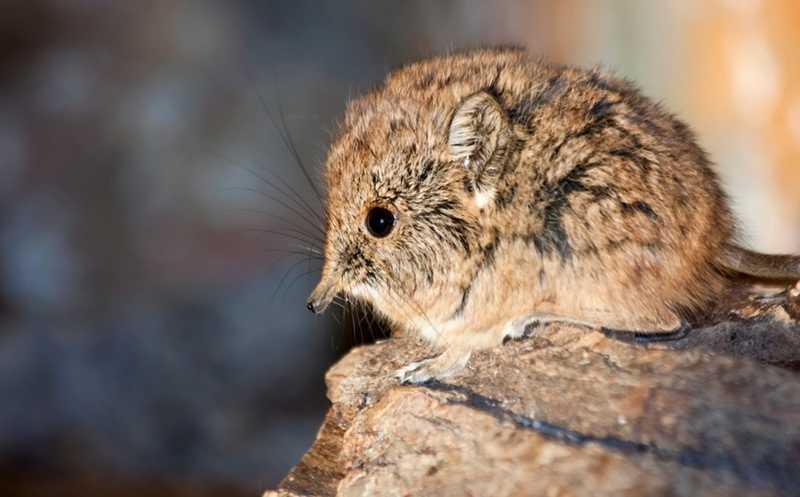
[424,381,800,493]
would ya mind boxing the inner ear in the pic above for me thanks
[447,91,512,194]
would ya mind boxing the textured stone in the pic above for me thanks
[265,286,800,497]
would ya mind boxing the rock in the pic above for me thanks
[265,286,800,497]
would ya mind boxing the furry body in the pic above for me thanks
[308,48,797,382]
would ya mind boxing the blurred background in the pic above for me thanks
[1,1,798,495]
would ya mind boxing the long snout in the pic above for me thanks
[306,276,337,314]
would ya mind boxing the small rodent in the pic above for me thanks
[306,47,800,383]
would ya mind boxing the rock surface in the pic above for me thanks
[265,284,800,497]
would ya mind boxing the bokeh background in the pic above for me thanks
[1,1,798,495]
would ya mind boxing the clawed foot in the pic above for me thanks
[394,358,437,384]
[394,350,471,384]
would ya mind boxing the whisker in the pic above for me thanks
[344,294,360,345]
[262,163,325,225]
[330,307,342,326]
[237,164,324,227]
[329,297,347,312]
[358,301,378,343]
[262,248,324,259]
[232,207,326,242]
[285,268,321,294]
[331,297,348,315]
[205,145,324,233]
[374,285,419,334]
[243,227,322,249]
[384,285,441,338]
[241,65,325,210]
[402,291,442,338]
[224,186,324,236]
[366,302,387,340]
[271,255,319,301]
[353,300,368,343]
[242,223,323,247]
[276,104,325,207]
[351,298,364,346]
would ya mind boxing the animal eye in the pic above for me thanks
[365,206,395,238]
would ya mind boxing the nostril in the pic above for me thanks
[306,301,316,313]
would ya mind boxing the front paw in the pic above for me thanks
[394,358,437,384]
[393,350,472,385]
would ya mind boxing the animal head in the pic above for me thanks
[306,68,515,327]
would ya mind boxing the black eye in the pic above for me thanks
[365,206,395,238]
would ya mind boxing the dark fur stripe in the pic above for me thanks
[508,74,565,125]
[533,161,602,260]
[450,231,500,319]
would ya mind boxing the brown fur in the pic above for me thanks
[307,47,798,381]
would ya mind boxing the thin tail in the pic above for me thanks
[718,243,800,280]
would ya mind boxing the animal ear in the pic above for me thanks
[447,91,512,194]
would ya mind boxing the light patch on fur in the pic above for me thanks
[349,283,381,302]
[474,188,495,209]
[351,283,463,343]
[411,316,457,342]
[415,321,440,341]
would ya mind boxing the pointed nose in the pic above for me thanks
[306,278,336,315]
[306,298,327,314]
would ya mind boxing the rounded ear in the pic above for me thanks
[447,91,512,194]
